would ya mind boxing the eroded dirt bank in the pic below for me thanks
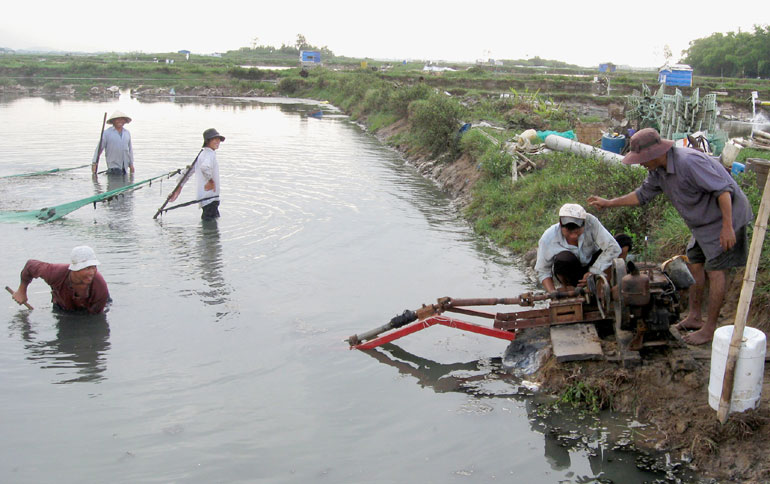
[373,116,770,484]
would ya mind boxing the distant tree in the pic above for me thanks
[683,24,770,77]
[295,34,308,51]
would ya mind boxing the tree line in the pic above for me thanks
[683,24,769,78]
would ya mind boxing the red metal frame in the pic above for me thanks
[351,315,516,350]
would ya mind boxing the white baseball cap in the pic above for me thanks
[69,246,100,271]
[559,203,586,227]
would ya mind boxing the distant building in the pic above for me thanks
[300,50,322,67]
[658,64,693,87]
[599,62,616,73]
[178,49,191,60]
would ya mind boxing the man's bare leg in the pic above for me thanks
[677,263,705,330]
[683,269,725,345]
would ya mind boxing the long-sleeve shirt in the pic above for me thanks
[195,147,220,207]
[21,260,110,314]
[534,213,621,283]
[92,127,134,172]
[635,147,753,260]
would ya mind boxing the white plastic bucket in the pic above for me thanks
[708,325,766,413]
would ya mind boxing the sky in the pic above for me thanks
[1,0,766,68]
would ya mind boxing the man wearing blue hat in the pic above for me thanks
[588,128,753,345]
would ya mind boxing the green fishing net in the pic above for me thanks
[0,171,178,224]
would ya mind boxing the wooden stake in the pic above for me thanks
[93,112,107,174]
[6,286,34,310]
[717,173,770,423]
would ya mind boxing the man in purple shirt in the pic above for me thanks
[588,128,753,345]
[11,246,111,315]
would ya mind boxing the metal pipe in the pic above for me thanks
[347,309,417,346]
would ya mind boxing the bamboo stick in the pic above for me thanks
[6,286,34,310]
[717,171,770,423]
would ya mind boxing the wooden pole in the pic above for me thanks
[153,150,203,219]
[6,286,34,310]
[717,173,770,423]
[93,112,107,174]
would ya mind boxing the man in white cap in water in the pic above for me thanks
[535,203,623,293]
[11,246,111,314]
[92,110,135,175]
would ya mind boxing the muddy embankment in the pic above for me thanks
[370,110,770,484]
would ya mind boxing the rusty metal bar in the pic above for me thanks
[351,316,515,350]
[443,306,498,319]
[349,288,590,348]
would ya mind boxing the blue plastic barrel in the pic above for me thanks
[601,134,626,154]
[732,162,745,176]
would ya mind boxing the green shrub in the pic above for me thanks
[389,83,433,117]
[459,129,492,158]
[407,93,466,154]
[367,112,400,132]
[277,77,307,94]
[227,67,269,80]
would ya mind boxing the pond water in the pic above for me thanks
[0,93,682,483]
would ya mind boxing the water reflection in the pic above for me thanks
[365,344,684,483]
[719,119,770,138]
[164,220,235,322]
[364,344,505,394]
[196,220,234,321]
[9,310,110,384]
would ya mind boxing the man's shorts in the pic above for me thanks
[686,224,749,271]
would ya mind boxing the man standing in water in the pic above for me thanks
[11,246,111,315]
[197,128,225,220]
[588,128,753,345]
[92,110,135,175]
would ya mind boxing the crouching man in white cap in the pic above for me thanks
[534,203,622,293]
[92,110,135,175]
[11,246,111,314]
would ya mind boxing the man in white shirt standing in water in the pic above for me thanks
[197,128,225,220]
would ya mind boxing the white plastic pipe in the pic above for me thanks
[545,134,624,164]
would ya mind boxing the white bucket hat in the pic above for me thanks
[69,246,100,271]
[107,110,132,124]
[559,203,587,227]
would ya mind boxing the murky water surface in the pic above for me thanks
[0,94,681,483]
